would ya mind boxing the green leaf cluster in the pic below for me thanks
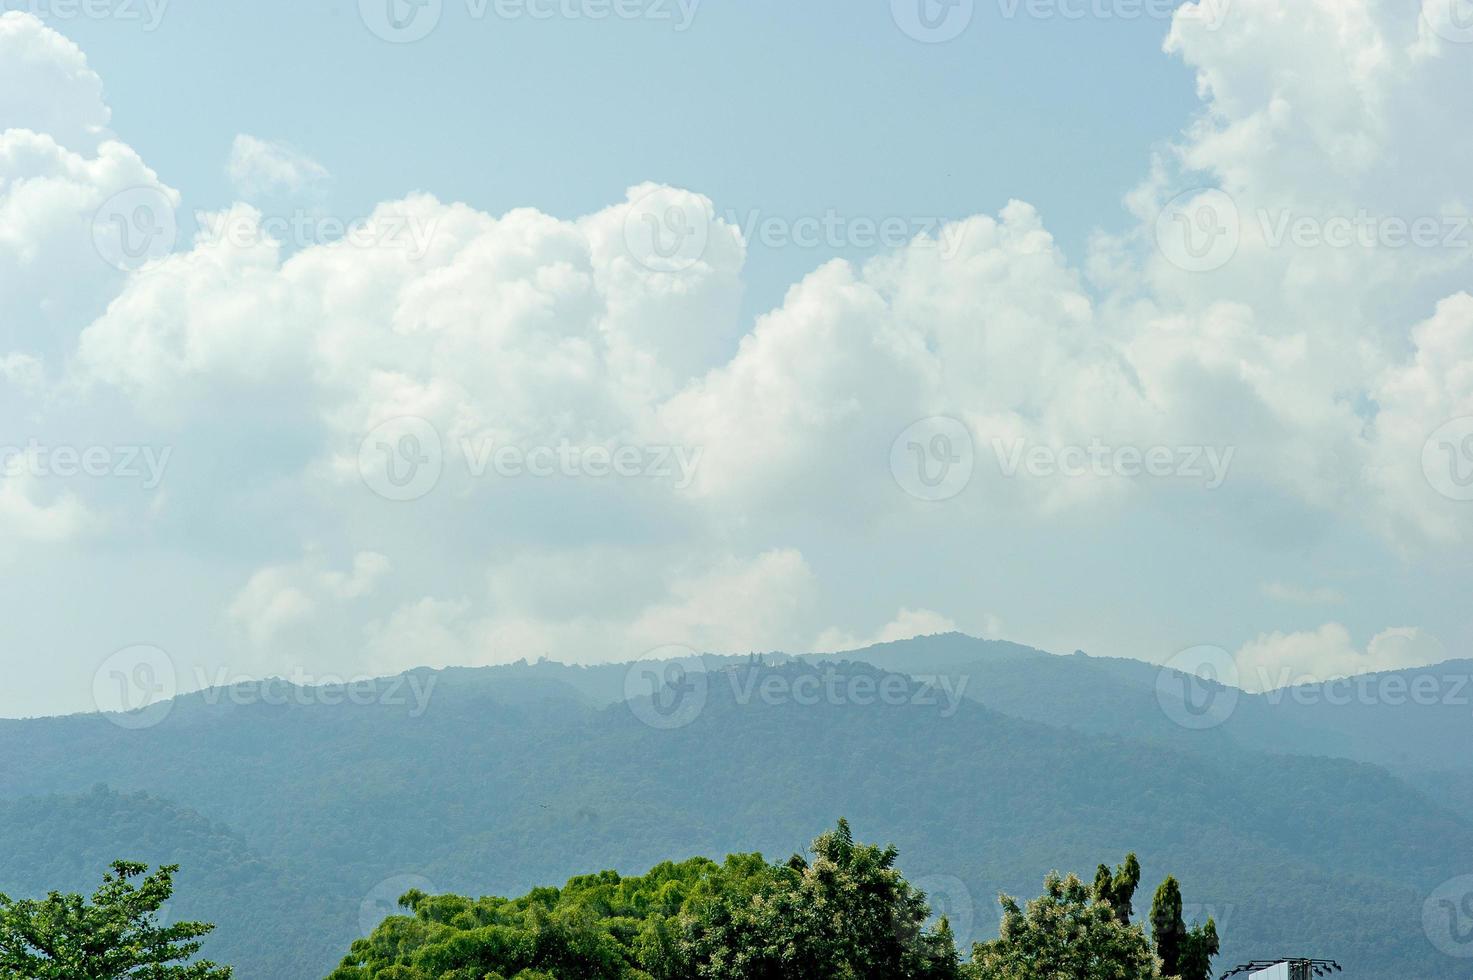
[330,820,960,980]
[0,861,231,980]
[329,823,1219,980]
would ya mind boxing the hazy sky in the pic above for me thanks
[2,0,1471,717]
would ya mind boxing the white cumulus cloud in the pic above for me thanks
[226,134,331,200]
[1234,623,1448,691]
[0,5,1468,706]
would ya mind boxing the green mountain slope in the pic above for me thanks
[0,658,1465,980]
[847,633,1473,783]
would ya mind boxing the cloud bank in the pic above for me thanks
[2,2,1470,713]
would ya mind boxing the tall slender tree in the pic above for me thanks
[1150,876,1185,977]
[1149,875,1218,980]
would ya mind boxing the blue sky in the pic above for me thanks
[2,0,1471,718]
[55,0,1199,317]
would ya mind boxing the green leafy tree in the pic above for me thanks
[336,821,960,980]
[0,861,231,979]
[1178,919,1219,980]
[1149,877,1183,977]
[1092,855,1142,926]
[967,872,1161,980]
[330,823,1219,980]
[1148,876,1217,980]
[681,818,960,980]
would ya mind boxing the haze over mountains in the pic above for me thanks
[2,633,1469,980]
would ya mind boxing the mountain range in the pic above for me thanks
[2,634,1467,980]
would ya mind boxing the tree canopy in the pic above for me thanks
[0,861,231,979]
[329,821,1218,980]
[0,824,1221,979]
[969,871,1161,980]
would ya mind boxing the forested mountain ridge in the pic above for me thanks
[2,645,1467,979]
